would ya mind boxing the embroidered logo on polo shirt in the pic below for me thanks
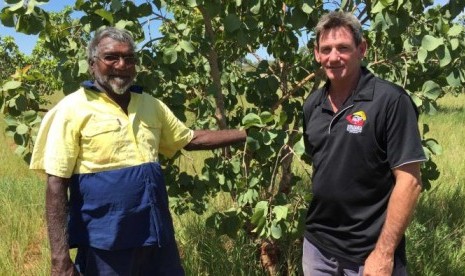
[346,111,366,134]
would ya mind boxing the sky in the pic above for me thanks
[0,0,452,55]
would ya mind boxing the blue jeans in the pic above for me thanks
[75,243,184,276]
[302,238,407,276]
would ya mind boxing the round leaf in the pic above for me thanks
[2,80,22,91]
[421,35,443,52]
[421,81,441,100]
[273,205,288,221]
[16,123,29,135]
[270,222,282,239]
[179,40,195,53]
[224,14,241,33]
[242,113,263,127]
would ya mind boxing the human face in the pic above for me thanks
[91,37,137,95]
[314,26,366,85]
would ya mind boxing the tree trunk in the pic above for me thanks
[260,239,279,275]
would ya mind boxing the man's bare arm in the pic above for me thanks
[46,175,78,276]
[184,129,247,151]
[363,162,422,276]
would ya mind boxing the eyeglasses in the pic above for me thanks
[94,54,138,66]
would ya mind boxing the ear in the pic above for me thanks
[88,60,95,76]
[358,39,367,59]
[314,46,321,63]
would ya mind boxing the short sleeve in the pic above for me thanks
[29,101,80,178]
[156,101,194,158]
[386,93,426,168]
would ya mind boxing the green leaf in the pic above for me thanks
[255,200,268,213]
[78,59,88,75]
[14,145,27,155]
[273,205,288,221]
[224,14,241,33]
[16,123,29,135]
[16,12,45,34]
[162,47,177,64]
[8,1,24,12]
[421,35,443,52]
[136,3,152,17]
[277,111,288,127]
[270,222,282,239]
[422,81,442,100]
[410,93,422,108]
[115,20,135,29]
[371,1,385,14]
[250,1,260,14]
[179,40,195,53]
[111,0,123,12]
[425,101,438,115]
[424,138,442,155]
[25,0,34,14]
[447,24,463,37]
[2,80,22,91]
[187,0,197,8]
[15,94,28,111]
[0,8,15,27]
[450,38,459,51]
[417,47,427,64]
[438,45,451,67]
[380,0,395,6]
[94,9,114,24]
[446,70,461,87]
[263,131,278,145]
[260,111,273,124]
[302,2,313,14]
[242,113,263,127]
[23,110,37,123]
[293,137,306,156]
[290,8,308,30]
[246,135,260,151]
[250,208,265,225]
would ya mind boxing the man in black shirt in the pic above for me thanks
[302,11,426,275]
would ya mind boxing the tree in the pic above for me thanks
[1,0,464,274]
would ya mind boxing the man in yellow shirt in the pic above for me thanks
[30,27,246,275]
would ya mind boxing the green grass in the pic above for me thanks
[1,93,464,275]
[407,93,465,276]
[0,121,49,275]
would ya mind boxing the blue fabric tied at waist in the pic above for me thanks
[68,162,175,250]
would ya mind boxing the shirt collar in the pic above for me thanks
[81,80,143,94]
[318,67,375,107]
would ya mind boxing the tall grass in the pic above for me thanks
[407,93,465,276]
[0,121,49,275]
[1,93,464,275]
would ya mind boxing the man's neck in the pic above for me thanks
[327,69,361,112]
[94,81,131,114]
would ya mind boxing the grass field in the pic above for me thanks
[0,93,464,275]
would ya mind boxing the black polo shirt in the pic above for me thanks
[303,67,426,264]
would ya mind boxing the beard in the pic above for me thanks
[94,72,135,95]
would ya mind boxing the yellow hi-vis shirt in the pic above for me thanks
[30,85,194,178]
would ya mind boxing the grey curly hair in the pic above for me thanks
[87,27,136,64]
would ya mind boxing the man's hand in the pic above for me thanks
[363,249,394,276]
[51,256,80,276]
[363,162,422,276]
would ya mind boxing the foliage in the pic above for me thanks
[1,0,465,273]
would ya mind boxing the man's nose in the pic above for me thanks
[328,49,340,62]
